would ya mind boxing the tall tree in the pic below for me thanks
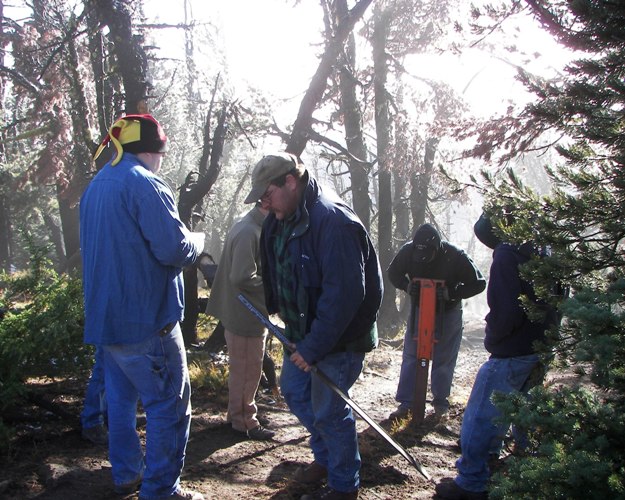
[371,4,395,320]
[366,0,457,323]
[87,0,151,115]
[286,0,374,156]
[178,104,230,346]
[0,0,11,272]
[333,0,372,230]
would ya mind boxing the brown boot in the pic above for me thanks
[293,461,328,485]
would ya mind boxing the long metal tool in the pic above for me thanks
[238,293,431,481]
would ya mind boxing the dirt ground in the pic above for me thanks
[0,323,490,500]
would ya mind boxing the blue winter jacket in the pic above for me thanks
[80,153,201,345]
[484,242,558,357]
[260,174,383,365]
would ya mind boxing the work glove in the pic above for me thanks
[406,281,420,298]
[436,286,450,302]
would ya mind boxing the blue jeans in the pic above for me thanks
[281,351,364,493]
[81,346,106,429]
[455,354,539,492]
[102,324,191,500]
[396,306,463,410]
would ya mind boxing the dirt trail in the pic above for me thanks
[0,325,489,500]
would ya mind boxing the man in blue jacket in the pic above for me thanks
[81,114,204,500]
[245,153,383,500]
[435,214,559,500]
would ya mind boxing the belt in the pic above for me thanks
[159,322,176,337]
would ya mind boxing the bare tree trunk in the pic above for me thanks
[394,169,410,243]
[372,6,398,327]
[287,0,373,156]
[86,10,110,137]
[178,105,229,346]
[336,0,371,230]
[410,137,439,228]
[89,0,151,114]
[0,0,11,272]
[56,194,80,272]
[43,213,65,267]
[61,32,99,270]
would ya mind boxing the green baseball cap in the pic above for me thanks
[244,152,304,203]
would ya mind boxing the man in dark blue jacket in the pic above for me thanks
[435,214,559,500]
[387,223,486,420]
[244,152,383,500]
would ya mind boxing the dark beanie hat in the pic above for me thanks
[474,212,502,250]
[93,114,168,166]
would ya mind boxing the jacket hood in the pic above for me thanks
[412,223,441,250]
[412,223,441,263]
[474,213,502,250]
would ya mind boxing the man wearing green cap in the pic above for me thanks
[81,114,204,500]
[245,152,383,500]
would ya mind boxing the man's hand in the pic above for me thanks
[290,351,312,372]
[190,231,206,252]
[436,286,450,301]
[406,280,420,298]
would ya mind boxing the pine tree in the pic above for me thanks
[473,1,625,498]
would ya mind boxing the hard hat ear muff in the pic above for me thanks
[92,118,144,166]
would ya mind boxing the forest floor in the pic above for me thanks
[0,321,492,500]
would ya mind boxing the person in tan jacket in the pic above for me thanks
[206,203,274,440]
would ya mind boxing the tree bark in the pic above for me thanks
[0,0,11,273]
[89,0,151,114]
[335,0,372,230]
[394,169,410,242]
[410,137,439,228]
[372,6,398,327]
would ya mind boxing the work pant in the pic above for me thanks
[102,323,191,500]
[225,329,267,432]
[281,351,364,493]
[395,306,463,411]
[455,354,539,492]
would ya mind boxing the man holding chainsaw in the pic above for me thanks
[387,223,486,420]
[244,152,383,500]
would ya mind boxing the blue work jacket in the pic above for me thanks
[260,175,383,365]
[80,153,201,345]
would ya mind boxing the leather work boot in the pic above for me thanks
[247,425,275,440]
[389,405,411,421]
[113,474,142,495]
[300,485,358,499]
[170,488,205,500]
[433,405,450,423]
[293,461,328,485]
[81,424,108,445]
[140,487,205,500]
[435,479,487,499]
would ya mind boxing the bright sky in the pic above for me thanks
[149,0,323,112]
[147,0,574,123]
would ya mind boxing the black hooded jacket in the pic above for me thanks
[387,224,486,310]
